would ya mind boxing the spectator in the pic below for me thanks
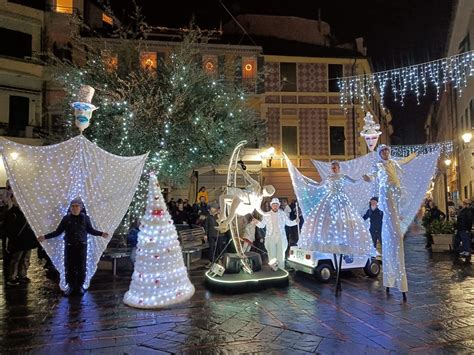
[455,199,472,258]
[172,202,190,225]
[203,203,225,268]
[127,219,140,265]
[194,196,208,217]
[288,199,303,247]
[196,186,209,204]
[4,195,38,286]
[37,198,109,296]
[362,197,384,252]
[0,180,13,281]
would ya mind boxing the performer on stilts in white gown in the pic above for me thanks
[294,160,375,256]
[363,144,416,302]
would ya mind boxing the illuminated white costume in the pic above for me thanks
[256,198,298,269]
[367,145,415,293]
[286,156,374,256]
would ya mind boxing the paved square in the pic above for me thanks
[1,235,473,353]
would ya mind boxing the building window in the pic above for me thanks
[280,63,297,92]
[328,64,343,92]
[55,0,73,13]
[102,50,118,72]
[282,126,298,156]
[242,57,257,79]
[140,52,157,71]
[9,96,30,130]
[330,126,345,155]
[102,13,113,26]
[202,55,218,76]
[0,28,32,59]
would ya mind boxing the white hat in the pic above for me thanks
[72,85,97,111]
[270,198,280,206]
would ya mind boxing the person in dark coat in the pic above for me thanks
[37,198,108,296]
[4,195,38,286]
[203,203,225,268]
[362,197,384,249]
[456,199,472,257]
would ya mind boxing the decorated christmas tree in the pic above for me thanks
[123,174,195,308]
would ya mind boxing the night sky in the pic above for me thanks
[111,0,454,144]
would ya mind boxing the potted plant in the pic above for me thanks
[426,220,455,252]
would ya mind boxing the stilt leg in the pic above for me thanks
[402,292,407,303]
[334,254,343,296]
[386,287,390,294]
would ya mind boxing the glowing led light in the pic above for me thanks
[10,152,19,161]
[462,132,472,143]
[339,51,473,109]
[123,174,195,309]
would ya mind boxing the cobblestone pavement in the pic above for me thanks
[1,235,474,354]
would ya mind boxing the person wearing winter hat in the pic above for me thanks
[37,197,109,296]
[253,197,299,270]
[362,145,416,302]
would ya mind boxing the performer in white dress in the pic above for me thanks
[363,145,416,301]
[302,161,375,256]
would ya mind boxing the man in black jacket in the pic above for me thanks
[37,198,108,296]
[456,199,472,258]
[363,197,384,250]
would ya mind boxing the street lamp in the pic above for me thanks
[260,146,275,167]
[462,132,472,143]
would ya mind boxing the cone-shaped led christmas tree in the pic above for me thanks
[123,174,195,308]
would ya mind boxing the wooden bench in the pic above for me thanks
[178,226,209,269]
[101,247,132,275]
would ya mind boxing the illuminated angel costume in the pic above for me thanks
[368,145,416,292]
[285,155,374,256]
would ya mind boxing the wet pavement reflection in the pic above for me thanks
[1,235,474,353]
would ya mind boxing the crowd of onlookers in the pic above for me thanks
[422,198,472,258]
[159,186,304,268]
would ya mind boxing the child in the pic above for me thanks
[196,186,209,204]
[37,197,108,296]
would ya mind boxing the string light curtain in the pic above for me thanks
[0,136,147,290]
[338,51,473,108]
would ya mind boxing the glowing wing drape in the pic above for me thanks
[284,154,327,247]
[0,135,147,290]
[312,150,440,234]
[397,150,440,233]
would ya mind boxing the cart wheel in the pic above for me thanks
[364,259,381,278]
[314,263,333,283]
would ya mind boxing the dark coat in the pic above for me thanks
[363,208,383,237]
[204,214,219,239]
[456,207,472,232]
[45,212,103,244]
[428,207,446,223]
[4,206,38,252]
